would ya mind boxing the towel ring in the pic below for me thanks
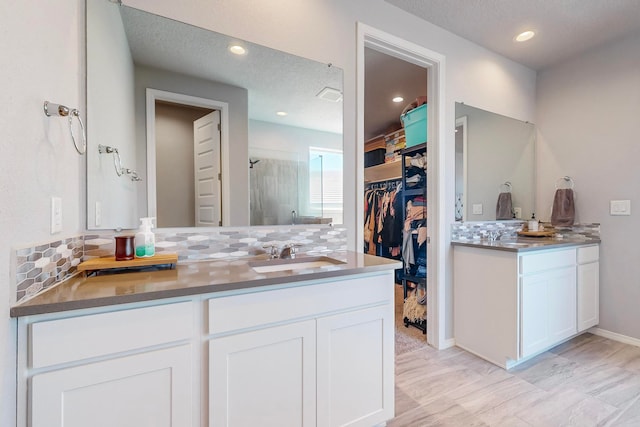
[499,181,512,193]
[43,101,87,155]
[555,176,574,190]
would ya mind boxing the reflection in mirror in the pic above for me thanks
[455,103,535,221]
[86,0,343,230]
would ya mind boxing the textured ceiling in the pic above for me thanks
[385,0,640,70]
[120,6,343,134]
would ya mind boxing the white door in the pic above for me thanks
[194,111,221,227]
[31,345,192,427]
[316,305,394,427]
[209,320,316,427]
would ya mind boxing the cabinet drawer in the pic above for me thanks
[520,249,575,275]
[577,245,599,264]
[31,302,193,369]
[208,273,393,335]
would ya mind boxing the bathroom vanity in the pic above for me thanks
[12,252,399,427]
[452,238,600,369]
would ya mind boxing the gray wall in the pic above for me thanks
[155,103,213,227]
[536,31,640,340]
[134,65,249,226]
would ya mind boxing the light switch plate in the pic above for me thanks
[51,197,62,234]
[610,200,631,216]
[472,204,483,215]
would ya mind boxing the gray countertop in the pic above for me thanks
[451,236,600,252]
[10,251,402,318]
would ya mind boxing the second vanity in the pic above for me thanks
[12,252,399,427]
[452,237,600,369]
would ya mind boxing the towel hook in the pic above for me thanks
[499,181,512,193]
[555,176,574,190]
[98,144,142,182]
[43,101,87,155]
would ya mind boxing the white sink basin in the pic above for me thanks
[249,256,345,273]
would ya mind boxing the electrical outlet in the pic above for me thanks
[95,201,102,227]
[51,197,62,234]
[472,204,483,215]
[513,207,522,219]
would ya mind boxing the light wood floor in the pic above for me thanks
[390,333,640,426]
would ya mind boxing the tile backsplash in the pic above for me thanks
[451,221,601,241]
[14,225,347,303]
[14,236,84,303]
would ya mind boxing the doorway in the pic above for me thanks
[145,89,231,227]
[357,23,446,349]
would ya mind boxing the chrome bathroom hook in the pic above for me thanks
[43,101,87,155]
[98,144,142,182]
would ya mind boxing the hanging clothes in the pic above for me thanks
[364,180,402,257]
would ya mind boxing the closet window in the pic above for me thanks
[309,147,343,224]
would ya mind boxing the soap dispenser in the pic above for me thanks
[528,213,539,232]
[135,217,156,257]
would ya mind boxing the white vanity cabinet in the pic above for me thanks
[207,274,394,427]
[454,243,599,369]
[24,302,195,427]
[18,271,396,427]
[577,245,600,331]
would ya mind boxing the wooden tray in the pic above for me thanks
[517,230,556,237]
[78,253,178,273]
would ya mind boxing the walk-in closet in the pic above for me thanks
[363,47,428,349]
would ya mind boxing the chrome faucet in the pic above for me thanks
[487,230,503,242]
[263,243,300,259]
[279,243,300,259]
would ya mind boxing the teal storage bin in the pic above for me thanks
[401,104,427,147]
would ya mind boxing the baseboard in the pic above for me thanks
[440,337,456,349]
[589,327,640,348]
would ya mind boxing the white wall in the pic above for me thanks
[0,1,84,424]
[536,31,640,340]
[0,0,537,418]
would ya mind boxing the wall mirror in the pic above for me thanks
[86,0,343,230]
[455,103,535,222]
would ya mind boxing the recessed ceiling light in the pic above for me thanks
[276,111,287,117]
[514,30,535,43]
[392,96,404,103]
[229,45,247,55]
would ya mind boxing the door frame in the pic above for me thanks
[455,116,468,222]
[146,88,230,226]
[356,23,447,349]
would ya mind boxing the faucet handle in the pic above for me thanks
[262,244,279,259]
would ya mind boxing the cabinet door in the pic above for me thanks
[521,266,577,358]
[209,320,316,427]
[31,344,192,427]
[317,305,394,427]
[577,262,599,331]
